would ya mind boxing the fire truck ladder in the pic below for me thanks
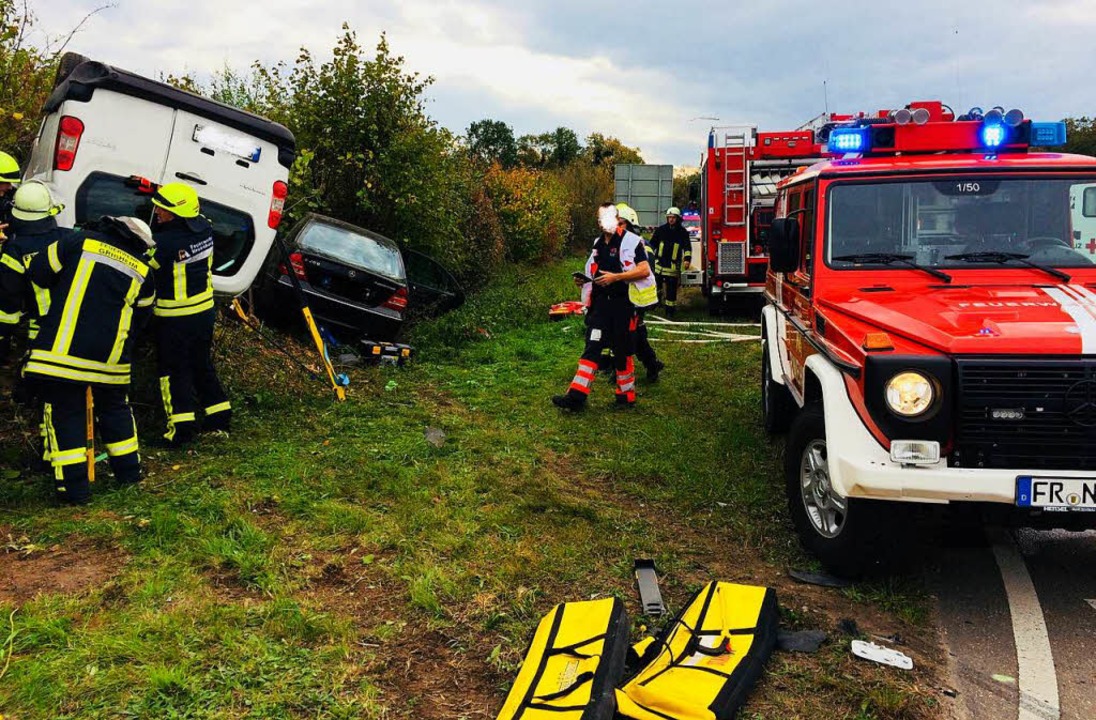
[716,125,756,229]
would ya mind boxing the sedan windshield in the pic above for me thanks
[826,177,1096,269]
[297,221,405,280]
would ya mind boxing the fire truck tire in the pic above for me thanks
[762,341,794,434]
[785,404,889,578]
[708,294,724,316]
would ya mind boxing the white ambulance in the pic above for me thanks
[24,53,295,296]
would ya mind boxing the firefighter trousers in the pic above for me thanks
[40,380,140,504]
[655,271,680,312]
[156,310,231,445]
[567,297,637,404]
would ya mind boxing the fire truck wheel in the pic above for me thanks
[785,404,884,577]
[708,294,724,316]
[762,340,794,434]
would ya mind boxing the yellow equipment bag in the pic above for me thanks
[496,597,630,720]
[616,582,778,720]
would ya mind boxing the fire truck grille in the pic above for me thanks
[954,359,1096,470]
[717,242,746,275]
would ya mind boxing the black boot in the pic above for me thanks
[646,360,665,384]
[613,394,636,410]
[552,392,587,412]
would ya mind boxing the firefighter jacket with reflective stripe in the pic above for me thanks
[0,218,71,342]
[649,221,692,274]
[151,216,215,317]
[583,229,657,308]
[23,230,156,386]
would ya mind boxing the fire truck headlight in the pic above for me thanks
[885,372,935,417]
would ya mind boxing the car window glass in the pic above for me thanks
[298,221,406,280]
[75,171,257,277]
[1084,186,1096,218]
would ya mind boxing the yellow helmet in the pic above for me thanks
[11,180,63,221]
[615,202,640,227]
[151,182,200,218]
[0,151,21,184]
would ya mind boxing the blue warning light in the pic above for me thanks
[829,127,870,153]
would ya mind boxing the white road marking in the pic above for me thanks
[989,528,1061,720]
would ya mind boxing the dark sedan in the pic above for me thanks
[256,213,462,341]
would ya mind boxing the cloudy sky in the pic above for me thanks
[37,0,1096,166]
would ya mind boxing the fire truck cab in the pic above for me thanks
[702,126,832,314]
[760,101,1096,574]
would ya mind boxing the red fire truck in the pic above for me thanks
[760,101,1096,574]
[700,124,833,313]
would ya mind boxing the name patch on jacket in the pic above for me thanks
[84,240,148,277]
[178,236,215,264]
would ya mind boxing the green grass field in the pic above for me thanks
[0,259,942,719]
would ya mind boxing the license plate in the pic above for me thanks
[1016,476,1096,511]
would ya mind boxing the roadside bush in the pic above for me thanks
[484,164,570,263]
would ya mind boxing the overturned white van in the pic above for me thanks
[25,54,296,296]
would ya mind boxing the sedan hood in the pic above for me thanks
[820,283,1096,354]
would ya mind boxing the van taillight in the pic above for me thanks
[278,251,308,281]
[54,116,84,171]
[268,180,288,229]
[383,287,409,312]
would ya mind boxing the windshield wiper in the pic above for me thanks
[832,253,952,283]
[944,252,1072,283]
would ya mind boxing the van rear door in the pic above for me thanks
[161,110,283,295]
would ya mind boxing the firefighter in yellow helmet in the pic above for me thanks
[150,182,230,446]
[0,150,23,237]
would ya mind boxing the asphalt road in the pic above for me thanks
[934,526,1096,720]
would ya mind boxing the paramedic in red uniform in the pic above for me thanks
[553,204,657,411]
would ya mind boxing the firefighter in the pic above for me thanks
[0,150,21,238]
[0,181,69,361]
[553,203,656,411]
[649,206,692,318]
[149,182,231,446]
[22,216,156,504]
[615,203,663,382]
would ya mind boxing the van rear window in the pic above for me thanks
[74,172,256,278]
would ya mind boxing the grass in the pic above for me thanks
[0,257,941,719]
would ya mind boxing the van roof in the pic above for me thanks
[45,57,296,167]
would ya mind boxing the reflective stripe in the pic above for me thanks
[108,278,140,365]
[153,297,215,317]
[0,253,24,273]
[52,256,94,355]
[0,309,19,324]
[170,412,196,423]
[84,240,148,277]
[205,401,231,415]
[181,247,213,265]
[157,287,214,309]
[50,447,87,466]
[33,283,50,316]
[173,260,187,301]
[106,435,139,457]
[24,361,130,385]
[47,242,61,272]
[136,294,155,308]
[29,350,129,375]
[83,251,145,284]
[43,403,55,464]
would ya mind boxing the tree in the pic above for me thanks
[1063,117,1096,158]
[673,170,701,209]
[0,0,109,158]
[465,119,517,168]
[583,133,642,167]
[517,127,582,168]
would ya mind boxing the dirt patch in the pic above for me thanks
[1,535,127,605]
[294,550,502,719]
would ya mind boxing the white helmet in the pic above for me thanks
[104,215,155,249]
[11,180,63,221]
